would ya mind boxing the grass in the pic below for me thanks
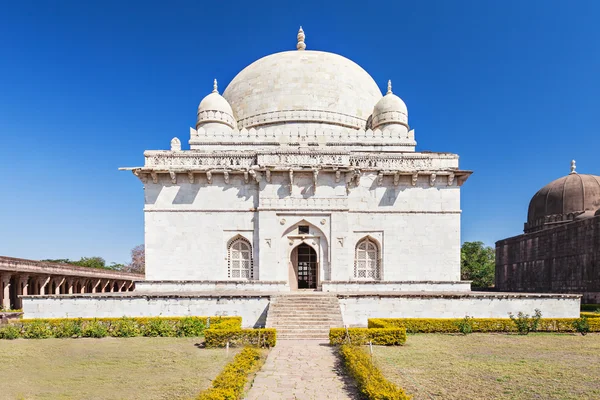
[0,337,238,400]
[373,333,600,400]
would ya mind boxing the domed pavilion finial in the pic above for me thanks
[387,80,393,95]
[212,79,218,94]
[570,159,577,174]
[297,26,306,51]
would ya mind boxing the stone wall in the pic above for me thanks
[496,216,600,303]
[338,293,581,326]
[21,294,270,328]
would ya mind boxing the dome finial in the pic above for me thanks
[212,79,218,94]
[570,159,577,174]
[297,26,306,51]
[387,80,393,95]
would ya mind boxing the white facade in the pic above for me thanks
[125,28,472,292]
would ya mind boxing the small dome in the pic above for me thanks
[371,80,408,130]
[196,79,236,130]
[525,163,600,233]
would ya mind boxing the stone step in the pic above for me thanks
[270,325,339,330]
[277,333,330,339]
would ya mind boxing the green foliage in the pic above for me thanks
[339,344,411,400]
[111,317,141,337]
[461,241,495,288]
[176,317,206,337]
[204,328,277,348]
[22,320,53,339]
[0,324,21,339]
[329,328,407,346]
[580,312,600,319]
[572,316,590,336]
[455,316,473,335]
[206,316,243,330]
[0,316,244,340]
[82,319,109,338]
[53,319,83,338]
[196,347,263,400]
[368,317,600,333]
[509,309,542,335]
[141,318,176,337]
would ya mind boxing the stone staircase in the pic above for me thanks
[265,293,344,340]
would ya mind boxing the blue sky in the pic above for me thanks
[1,1,599,264]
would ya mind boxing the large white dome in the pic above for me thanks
[222,50,383,130]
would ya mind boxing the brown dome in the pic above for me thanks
[525,172,600,233]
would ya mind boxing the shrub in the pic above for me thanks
[53,319,83,338]
[0,324,21,340]
[82,319,109,338]
[455,316,473,335]
[177,317,206,337]
[111,317,141,337]
[141,318,176,337]
[573,316,590,336]
[204,328,276,348]
[196,347,263,400]
[509,309,542,335]
[368,317,600,333]
[339,344,411,400]
[329,328,407,346]
[580,312,600,319]
[22,320,53,339]
[207,316,243,330]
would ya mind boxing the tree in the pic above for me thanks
[461,241,495,288]
[127,244,145,274]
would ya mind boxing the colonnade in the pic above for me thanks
[0,272,135,310]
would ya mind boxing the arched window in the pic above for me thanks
[354,237,380,280]
[227,237,254,279]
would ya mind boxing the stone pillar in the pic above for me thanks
[67,278,75,294]
[100,279,110,293]
[54,277,65,295]
[39,276,51,295]
[118,281,127,292]
[79,280,87,293]
[16,275,29,309]
[1,274,11,310]
[91,279,101,293]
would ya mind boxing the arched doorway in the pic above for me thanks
[292,243,318,289]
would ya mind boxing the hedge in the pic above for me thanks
[368,317,600,333]
[580,312,600,319]
[196,347,264,400]
[204,328,277,348]
[581,304,600,312]
[329,328,407,346]
[0,316,241,339]
[339,344,411,400]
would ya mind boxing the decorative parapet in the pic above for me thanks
[189,125,416,148]
[123,149,471,187]
[144,151,257,170]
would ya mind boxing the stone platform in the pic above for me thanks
[21,290,581,328]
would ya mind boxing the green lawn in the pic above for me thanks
[374,333,600,400]
[0,337,237,400]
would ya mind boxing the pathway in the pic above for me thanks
[245,340,357,400]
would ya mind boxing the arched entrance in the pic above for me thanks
[292,243,318,289]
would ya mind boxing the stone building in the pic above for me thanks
[21,28,581,328]
[0,256,141,310]
[496,161,600,303]
[124,27,473,293]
